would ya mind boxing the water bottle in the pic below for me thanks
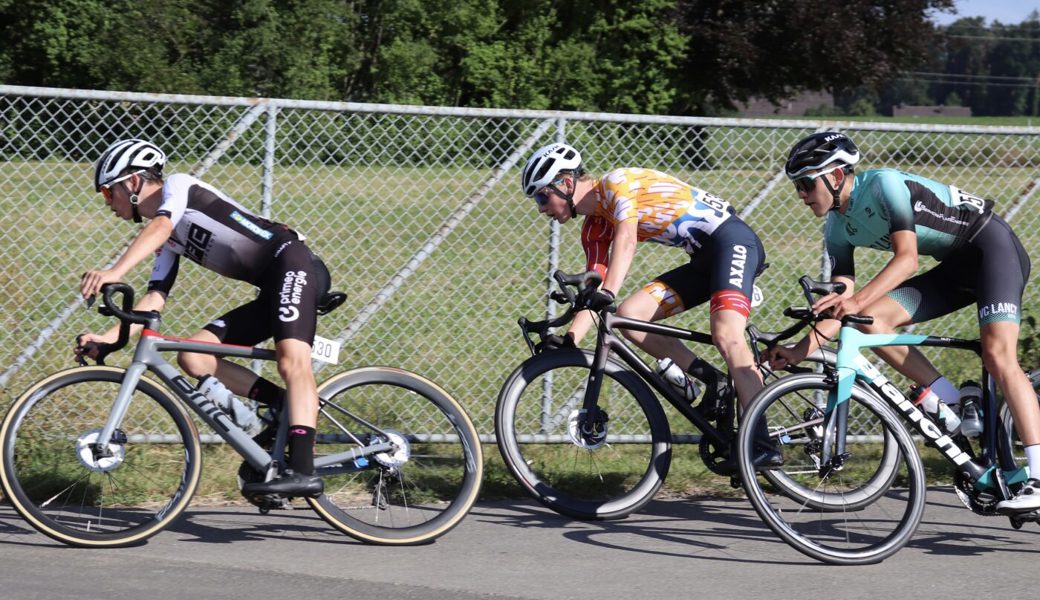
[198,375,262,436]
[958,380,983,438]
[656,358,701,403]
[910,384,961,435]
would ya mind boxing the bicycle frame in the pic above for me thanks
[94,329,396,476]
[823,324,1027,490]
[584,312,728,444]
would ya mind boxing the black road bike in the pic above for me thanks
[494,271,899,520]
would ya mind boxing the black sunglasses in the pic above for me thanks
[533,178,567,206]
[791,166,843,194]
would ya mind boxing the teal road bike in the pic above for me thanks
[737,291,1040,565]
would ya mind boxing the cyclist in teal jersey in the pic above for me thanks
[768,131,1040,511]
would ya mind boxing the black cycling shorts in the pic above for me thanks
[887,214,1031,326]
[204,240,331,346]
[647,217,765,315]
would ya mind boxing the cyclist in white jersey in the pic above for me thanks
[78,139,327,497]
[768,131,1040,512]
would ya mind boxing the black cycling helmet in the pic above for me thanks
[785,131,861,211]
[784,131,861,179]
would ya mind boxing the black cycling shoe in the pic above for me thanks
[241,470,324,498]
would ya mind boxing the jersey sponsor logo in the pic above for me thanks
[913,200,968,226]
[274,240,293,258]
[279,269,308,322]
[979,302,1018,320]
[185,224,212,263]
[728,244,748,287]
[231,210,274,240]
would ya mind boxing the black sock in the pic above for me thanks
[248,377,285,410]
[287,425,316,475]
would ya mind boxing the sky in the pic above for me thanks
[930,0,1040,26]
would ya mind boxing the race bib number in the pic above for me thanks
[311,335,341,364]
[949,186,986,213]
[751,285,764,308]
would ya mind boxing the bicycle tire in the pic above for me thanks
[758,381,901,511]
[0,366,201,547]
[999,368,1040,466]
[738,373,926,565]
[308,367,483,544]
[495,348,670,520]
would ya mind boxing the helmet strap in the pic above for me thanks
[561,173,578,218]
[821,169,849,212]
[128,175,144,224]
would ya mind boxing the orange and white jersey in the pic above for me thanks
[582,168,735,276]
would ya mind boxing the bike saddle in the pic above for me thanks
[317,291,347,315]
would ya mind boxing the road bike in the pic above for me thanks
[494,270,899,520]
[0,283,483,547]
[737,297,1040,564]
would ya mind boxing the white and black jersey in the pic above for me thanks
[148,174,298,295]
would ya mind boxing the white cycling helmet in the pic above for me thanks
[520,143,583,197]
[94,139,166,192]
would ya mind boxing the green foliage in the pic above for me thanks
[1,0,999,117]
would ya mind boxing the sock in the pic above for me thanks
[929,376,960,406]
[685,357,719,389]
[248,377,286,410]
[1025,445,1040,480]
[287,425,316,475]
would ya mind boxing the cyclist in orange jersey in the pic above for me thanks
[521,143,780,467]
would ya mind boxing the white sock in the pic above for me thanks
[929,376,960,406]
[1025,445,1040,480]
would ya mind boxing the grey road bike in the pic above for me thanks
[737,298,1040,564]
[494,271,899,520]
[0,283,483,547]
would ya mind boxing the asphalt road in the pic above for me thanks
[1,488,1037,600]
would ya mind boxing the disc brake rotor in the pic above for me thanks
[75,428,126,473]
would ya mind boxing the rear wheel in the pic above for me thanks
[309,367,483,544]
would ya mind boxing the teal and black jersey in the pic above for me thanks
[824,169,993,278]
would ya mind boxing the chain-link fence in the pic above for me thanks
[2,84,1038,442]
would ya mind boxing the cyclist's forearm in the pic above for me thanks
[567,310,595,343]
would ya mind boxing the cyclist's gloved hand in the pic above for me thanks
[535,333,575,354]
[586,288,616,311]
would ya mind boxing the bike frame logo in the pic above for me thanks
[854,355,971,466]
[172,375,232,432]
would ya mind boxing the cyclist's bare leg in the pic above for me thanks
[710,309,761,407]
[176,329,261,394]
[981,321,1040,446]
[276,338,319,429]
[858,295,942,384]
[616,289,697,366]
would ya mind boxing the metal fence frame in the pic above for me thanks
[1,84,1038,443]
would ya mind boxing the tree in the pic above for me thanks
[672,0,955,114]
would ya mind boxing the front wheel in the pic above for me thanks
[0,366,201,547]
[309,367,483,545]
[495,349,671,520]
[738,373,926,565]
